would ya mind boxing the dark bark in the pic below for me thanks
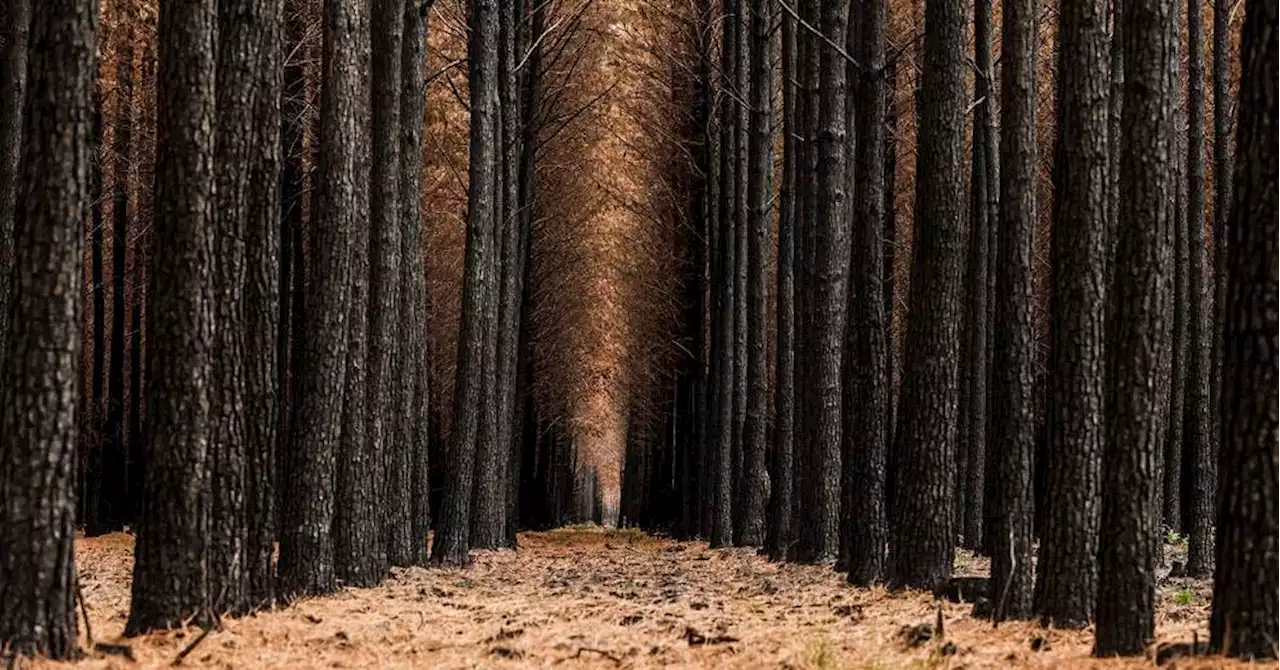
[1182,0,1213,577]
[1209,0,1277,657]
[245,0,284,611]
[400,0,431,566]
[225,0,284,610]
[0,0,94,655]
[729,0,749,550]
[211,0,282,615]
[1093,0,1177,651]
[335,0,380,588]
[100,9,134,536]
[987,0,1038,621]
[1206,0,1233,547]
[881,59,897,442]
[765,9,795,560]
[737,0,772,549]
[708,0,737,549]
[889,0,966,590]
[0,0,29,358]
[1034,0,1108,628]
[844,0,888,586]
[280,0,363,598]
[960,0,996,553]
[368,0,409,568]
[127,0,216,634]
[432,0,498,566]
[499,0,525,549]
[794,0,848,566]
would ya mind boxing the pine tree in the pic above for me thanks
[129,0,217,633]
[1094,0,1178,651]
[0,0,95,655]
[890,0,967,590]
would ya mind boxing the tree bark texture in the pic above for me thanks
[128,0,217,634]
[0,0,95,656]
[890,0,967,590]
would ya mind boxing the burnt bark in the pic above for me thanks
[1093,0,1178,651]
[987,0,1038,621]
[1208,0,1277,657]
[0,0,95,656]
[0,0,29,357]
[765,8,795,560]
[1182,0,1213,577]
[334,0,380,588]
[400,0,431,566]
[369,0,409,567]
[845,0,888,586]
[128,0,217,633]
[738,0,772,549]
[432,0,498,566]
[1034,0,1108,627]
[890,0,967,590]
[280,0,363,598]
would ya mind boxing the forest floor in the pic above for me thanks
[32,527,1251,669]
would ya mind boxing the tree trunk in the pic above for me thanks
[334,0,380,587]
[1093,0,1177,651]
[0,0,94,655]
[0,0,29,360]
[1206,0,1233,545]
[432,0,498,566]
[368,0,408,568]
[738,0,772,549]
[765,8,795,561]
[1182,0,1213,577]
[889,0,966,590]
[708,0,737,549]
[845,0,888,586]
[400,0,431,566]
[280,0,364,598]
[1034,0,1108,628]
[1208,0,1277,657]
[128,0,217,633]
[987,0,1038,621]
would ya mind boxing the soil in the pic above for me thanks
[30,527,1245,669]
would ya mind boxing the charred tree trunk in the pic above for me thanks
[890,0,967,590]
[845,0,888,586]
[128,0,217,633]
[1182,0,1213,577]
[0,0,95,656]
[738,0,772,549]
[765,8,795,560]
[1208,0,1277,657]
[1093,0,1177,651]
[334,0,380,587]
[400,0,431,566]
[432,0,498,566]
[1034,0,1108,628]
[987,0,1039,622]
[0,0,29,358]
[280,0,364,598]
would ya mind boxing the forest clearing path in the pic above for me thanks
[42,528,1229,669]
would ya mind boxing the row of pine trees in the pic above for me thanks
[0,0,1275,663]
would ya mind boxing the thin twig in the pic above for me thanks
[776,0,861,70]
[171,627,213,666]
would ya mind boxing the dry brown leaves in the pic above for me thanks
[29,528,1254,669]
